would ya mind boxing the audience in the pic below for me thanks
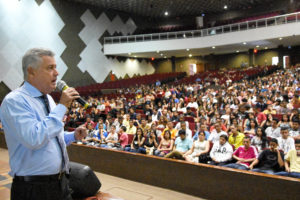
[59,65,300,178]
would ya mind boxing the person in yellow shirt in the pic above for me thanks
[161,121,177,140]
[126,119,137,135]
[263,104,276,115]
[228,125,245,150]
[275,139,300,178]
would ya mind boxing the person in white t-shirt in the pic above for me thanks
[209,134,233,166]
[278,127,295,155]
[208,122,228,144]
[265,119,281,139]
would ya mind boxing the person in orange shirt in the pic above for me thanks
[161,121,178,140]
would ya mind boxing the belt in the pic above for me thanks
[14,171,66,182]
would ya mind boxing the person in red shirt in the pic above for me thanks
[224,137,258,170]
[118,126,128,150]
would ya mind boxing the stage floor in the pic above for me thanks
[0,148,204,200]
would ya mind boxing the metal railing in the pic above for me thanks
[104,12,300,44]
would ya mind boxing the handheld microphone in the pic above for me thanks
[56,80,90,109]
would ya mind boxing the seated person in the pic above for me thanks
[208,122,228,144]
[154,130,174,157]
[161,121,178,140]
[176,121,192,139]
[184,131,210,163]
[118,126,128,150]
[228,125,245,150]
[249,138,284,174]
[277,127,295,155]
[251,127,268,153]
[139,129,159,155]
[275,139,300,178]
[165,130,193,160]
[124,128,144,152]
[126,119,137,135]
[92,123,107,143]
[104,125,119,148]
[209,135,233,166]
[224,137,258,170]
[265,119,281,139]
[289,119,300,139]
[193,124,210,141]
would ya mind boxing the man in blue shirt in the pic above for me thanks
[165,129,193,160]
[0,48,87,200]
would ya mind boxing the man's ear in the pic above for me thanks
[27,66,35,77]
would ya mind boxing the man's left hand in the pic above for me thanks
[75,125,87,141]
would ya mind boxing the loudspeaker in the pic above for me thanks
[69,162,101,199]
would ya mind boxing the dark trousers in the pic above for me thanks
[11,173,72,200]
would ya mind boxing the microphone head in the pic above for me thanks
[56,80,67,91]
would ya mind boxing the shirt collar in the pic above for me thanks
[21,81,43,98]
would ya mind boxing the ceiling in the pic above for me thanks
[69,0,281,18]
[114,35,300,58]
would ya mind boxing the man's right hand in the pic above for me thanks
[59,87,80,108]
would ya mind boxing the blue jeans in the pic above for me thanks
[275,171,300,178]
[251,168,275,174]
[137,147,146,154]
[224,163,248,170]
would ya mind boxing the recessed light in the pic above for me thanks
[256,45,260,48]
[186,49,190,51]
[279,37,283,40]
[224,5,228,9]
[164,11,169,16]
[212,46,215,49]
[189,54,192,57]
[243,42,247,45]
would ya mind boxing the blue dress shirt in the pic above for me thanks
[0,82,75,176]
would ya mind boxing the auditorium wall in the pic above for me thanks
[0,0,154,101]
[153,48,287,74]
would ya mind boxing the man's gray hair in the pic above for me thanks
[22,48,55,80]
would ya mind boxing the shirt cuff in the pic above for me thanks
[64,131,76,145]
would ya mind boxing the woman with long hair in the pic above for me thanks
[154,130,174,157]
[251,126,268,153]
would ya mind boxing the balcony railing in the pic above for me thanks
[104,12,300,44]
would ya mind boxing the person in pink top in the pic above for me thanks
[224,136,258,170]
[118,126,128,149]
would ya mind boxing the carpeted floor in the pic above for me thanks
[0,148,204,200]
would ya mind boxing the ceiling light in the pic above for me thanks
[156,50,160,53]
[160,53,163,56]
[189,54,192,57]
[243,42,247,45]
[279,37,283,40]
[256,45,260,48]
[186,49,190,51]
[134,56,137,58]
[164,56,167,58]
[224,5,228,9]
[265,47,268,49]
[164,11,169,16]
[212,46,215,49]
[236,50,239,53]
